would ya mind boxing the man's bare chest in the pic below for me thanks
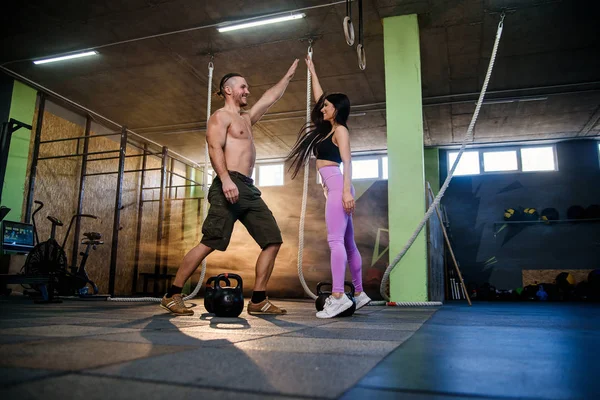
[227,117,253,140]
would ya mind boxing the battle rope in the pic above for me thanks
[374,13,506,305]
[186,59,214,300]
[108,60,215,302]
[297,43,318,300]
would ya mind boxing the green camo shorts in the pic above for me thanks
[200,171,283,251]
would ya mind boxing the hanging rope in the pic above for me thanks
[356,0,366,70]
[375,13,506,304]
[186,58,214,300]
[297,42,318,300]
[343,0,355,46]
[108,60,215,302]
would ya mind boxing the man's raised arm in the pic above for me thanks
[249,59,299,125]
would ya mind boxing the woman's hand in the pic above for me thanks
[305,54,323,100]
[342,191,355,215]
[305,55,316,75]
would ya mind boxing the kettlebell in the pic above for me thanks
[212,273,244,318]
[315,281,356,317]
[315,282,331,311]
[204,275,231,313]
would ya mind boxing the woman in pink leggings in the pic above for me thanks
[286,55,371,318]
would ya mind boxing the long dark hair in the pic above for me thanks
[286,92,351,179]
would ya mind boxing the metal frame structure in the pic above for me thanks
[23,92,206,296]
[137,148,205,295]
[1,118,33,201]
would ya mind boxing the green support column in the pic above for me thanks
[2,81,37,221]
[384,14,427,302]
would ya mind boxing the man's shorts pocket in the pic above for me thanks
[202,206,230,239]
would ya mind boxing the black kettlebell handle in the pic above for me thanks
[207,275,231,288]
[317,281,355,295]
[215,273,242,292]
[344,281,356,296]
[316,281,332,295]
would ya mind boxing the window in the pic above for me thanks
[258,164,283,187]
[351,159,379,180]
[483,151,518,172]
[521,146,555,172]
[447,145,557,176]
[316,154,388,183]
[448,151,480,176]
[382,156,388,180]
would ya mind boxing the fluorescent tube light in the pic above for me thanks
[218,13,306,33]
[33,51,98,65]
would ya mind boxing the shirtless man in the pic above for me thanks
[161,59,299,316]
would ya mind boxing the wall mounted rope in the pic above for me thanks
[186,59,214,300]
[297,43,318,300]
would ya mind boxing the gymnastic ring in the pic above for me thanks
[357,43,366,70]
[343,16,355,46]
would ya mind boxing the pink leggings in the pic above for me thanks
[319,166,363,293]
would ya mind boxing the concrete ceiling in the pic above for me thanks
[1,0,599,163]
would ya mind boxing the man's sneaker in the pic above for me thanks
[316,295,354,319]
[354,292,372,310]
[247,297,287,315]
[160,293,193,316]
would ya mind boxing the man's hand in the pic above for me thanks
[249,59,299,125]
[286,59,299,79]
[342,191,355,215]
[222,178,239,204]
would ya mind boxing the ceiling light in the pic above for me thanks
[218,13,306,33]
[33,51,98,65]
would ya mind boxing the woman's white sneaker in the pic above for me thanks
[354,292,371,310]
[316,295,353,319]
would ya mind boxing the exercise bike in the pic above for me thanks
[56,231,104,297]
[22,201,103,300]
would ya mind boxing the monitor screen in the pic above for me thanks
[1,220,34,253]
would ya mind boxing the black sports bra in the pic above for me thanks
[314,134,342,163]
